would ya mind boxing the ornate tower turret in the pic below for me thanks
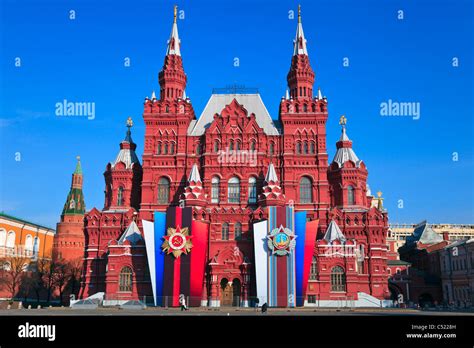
[54,156,86,261]
[181,163,207,208]
[158,5,187,101]
[328,115,369,207]
[104,117,142,211]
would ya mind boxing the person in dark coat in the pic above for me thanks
[255,297,260,312]
[261,302,268,314]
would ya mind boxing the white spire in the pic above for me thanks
[118,221,143,245]
[317,87,323,99]
[151,90,156,100]
[285,89,290,100]
[188,164,201,183]
[265,163,279,183]
[182,89,187,99]
[323,220,347,243]
[340,125,350,141]
[166,5,181,56]
[293,5,308,56]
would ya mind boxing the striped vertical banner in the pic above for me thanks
[142,212,167,307]
[162,206,193,307]
[267,206,296,307]
[294,213,319,306]
[189,220,209,307]
[253,220,268,305]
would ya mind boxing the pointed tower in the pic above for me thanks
[54,156,86,261]
[181,163,207,207]
[287,5,315,100]
[258,163,286,207]
[104,117,142,211]
[141,5,196,221]
[278,5,330,232]
[328,115,368,207]
[158,5,187,101]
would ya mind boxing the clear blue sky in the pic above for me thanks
[0,0,473,229]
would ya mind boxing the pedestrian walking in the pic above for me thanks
[261,302,268,314]
[255,297,260,312]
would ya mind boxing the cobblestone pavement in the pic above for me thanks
[0,307,473,316]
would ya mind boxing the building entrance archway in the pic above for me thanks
[220,278,233,306]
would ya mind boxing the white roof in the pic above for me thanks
[293,16,308,56]
[188,164,201,183]
[166,20,181,56]
[332,127,362,168]
[113,147,140,169]
[265,163,279,182]
[188,94,280,136]
[323,220,347,243]
[118,221,143,245]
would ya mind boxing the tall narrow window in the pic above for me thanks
[299,177,312,203]
[211,176,220,203]
[33,237,40,256]
[6,231,15,249]
[228,177,240,203]
[117,186,124,206]
[236,141,241,151]
[25,235,33,255]
[310,256,318,280]
[331,266,346,292]
[196,143,201,155]
[157,177,170,204]
[347,185,355,205]
[234,222,242,240]
[119,266,133,292]
[248,177,257,204]
[214,141,219,153]
[250,140,256,151]
[296,142,301,154]
[0,229,6,247]
[229,140,234,152]
[310,142,315,154]
[303,142,308,154]
[164,143,168,155]
[157,143,162,155]
[170,142,175,154]
[269,142,275,155]
[222,223,229,240]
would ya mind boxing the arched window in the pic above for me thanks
[222,223,229,240]
[310,142,315,154]
[214,141,220,153]
[211,176,220,203]
[157,143,162,155]
[299,177,312,203]
[6,231,15,249]
[228,177,240,203]
[248,177,257,204]
[303,142,308,154]
[236,141,241,151]
[310,256,318,280]
[296,142,301,154]
[347,185,355,205]
[170,142,175,154]
[25,235,33,254]
[196,143,201,155]
[234,222,242,240]
[117,186,124,206]
[157,177,170,204]
[164,143,168,155]
[250,140,256,151]
[303,104,308,112]
[331,266,346,292]
[0,229,6,246]
[119,266,133,292]
[229,140,234,152]
[33,237,40,256]
[269,142,275,155]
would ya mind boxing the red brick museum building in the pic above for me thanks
[55,6,391,307]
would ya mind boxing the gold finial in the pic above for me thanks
[298,4,301,23]
[126,117,133,128]
[173,5,178,23]
[76,155,80,161]
[377,191,382,198]
[339,115,347,126]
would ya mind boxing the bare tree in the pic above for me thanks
[0,254,30,299]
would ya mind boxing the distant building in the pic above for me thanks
[439,238,474,306]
